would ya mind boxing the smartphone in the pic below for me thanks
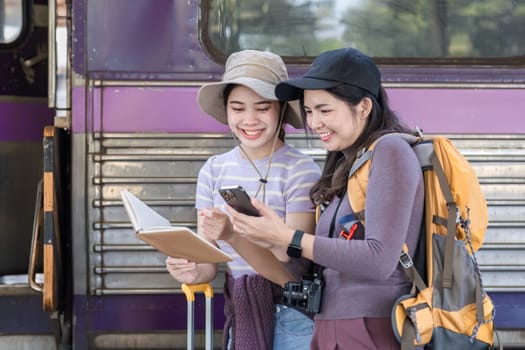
[219,185,261,217]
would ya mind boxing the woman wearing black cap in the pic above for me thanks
[225,47,424,350]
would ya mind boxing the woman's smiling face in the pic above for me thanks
[226,85,283,159]
[303,89,370,152]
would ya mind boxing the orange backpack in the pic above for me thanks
[347,130,497,350]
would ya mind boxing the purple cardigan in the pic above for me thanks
[313,136,425,320]
[223,273,275,349]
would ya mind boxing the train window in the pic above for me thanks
[201,0,525,65]
[0,0,23,44]
[0,0,29,48]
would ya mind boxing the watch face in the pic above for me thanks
[287,245,302,258]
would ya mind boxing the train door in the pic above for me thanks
[0,0,71,349]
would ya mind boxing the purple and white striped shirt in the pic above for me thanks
[196,143,321,277]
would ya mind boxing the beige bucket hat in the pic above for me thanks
[197,50,303,129]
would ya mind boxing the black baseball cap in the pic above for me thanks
[275,47,381,101]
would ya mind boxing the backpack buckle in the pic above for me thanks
[399,251,414,269]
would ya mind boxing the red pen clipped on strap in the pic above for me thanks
[340,222,358,240]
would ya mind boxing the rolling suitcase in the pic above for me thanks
[181,283,214,350]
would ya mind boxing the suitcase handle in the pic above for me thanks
[182,283,214,301]
[182,283,214,350]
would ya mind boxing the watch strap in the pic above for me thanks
[287,230,304,258]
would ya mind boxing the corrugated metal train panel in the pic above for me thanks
[88,133,525,295]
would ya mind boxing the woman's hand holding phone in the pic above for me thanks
[219,185,261,217]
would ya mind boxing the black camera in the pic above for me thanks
[282,276,323,314]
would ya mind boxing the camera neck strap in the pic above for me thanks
[311,191,346,277]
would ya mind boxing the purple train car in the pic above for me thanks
[1,0,525,349]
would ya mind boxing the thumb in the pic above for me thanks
[251,198,277,219]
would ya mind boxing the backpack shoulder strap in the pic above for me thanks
[347,132,419,223]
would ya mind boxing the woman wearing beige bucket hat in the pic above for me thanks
[166,50,320,349]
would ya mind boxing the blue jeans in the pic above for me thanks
[226,305,314,350]
[273,305,314,350]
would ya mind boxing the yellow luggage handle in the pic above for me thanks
[181,283,214,350]
[182,283,214,301]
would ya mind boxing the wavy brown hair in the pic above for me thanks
[301,84,411,205]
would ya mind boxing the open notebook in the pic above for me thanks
[120,190,232,264]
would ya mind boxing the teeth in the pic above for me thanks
[319,132,331,138]
[245,129,262,136]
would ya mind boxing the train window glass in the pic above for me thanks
[0,0,23,44]
[202,0,525,64]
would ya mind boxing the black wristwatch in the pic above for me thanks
[287,230,304,258]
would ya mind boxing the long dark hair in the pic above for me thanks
[304,84,411,205]
[223,84,286,141]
